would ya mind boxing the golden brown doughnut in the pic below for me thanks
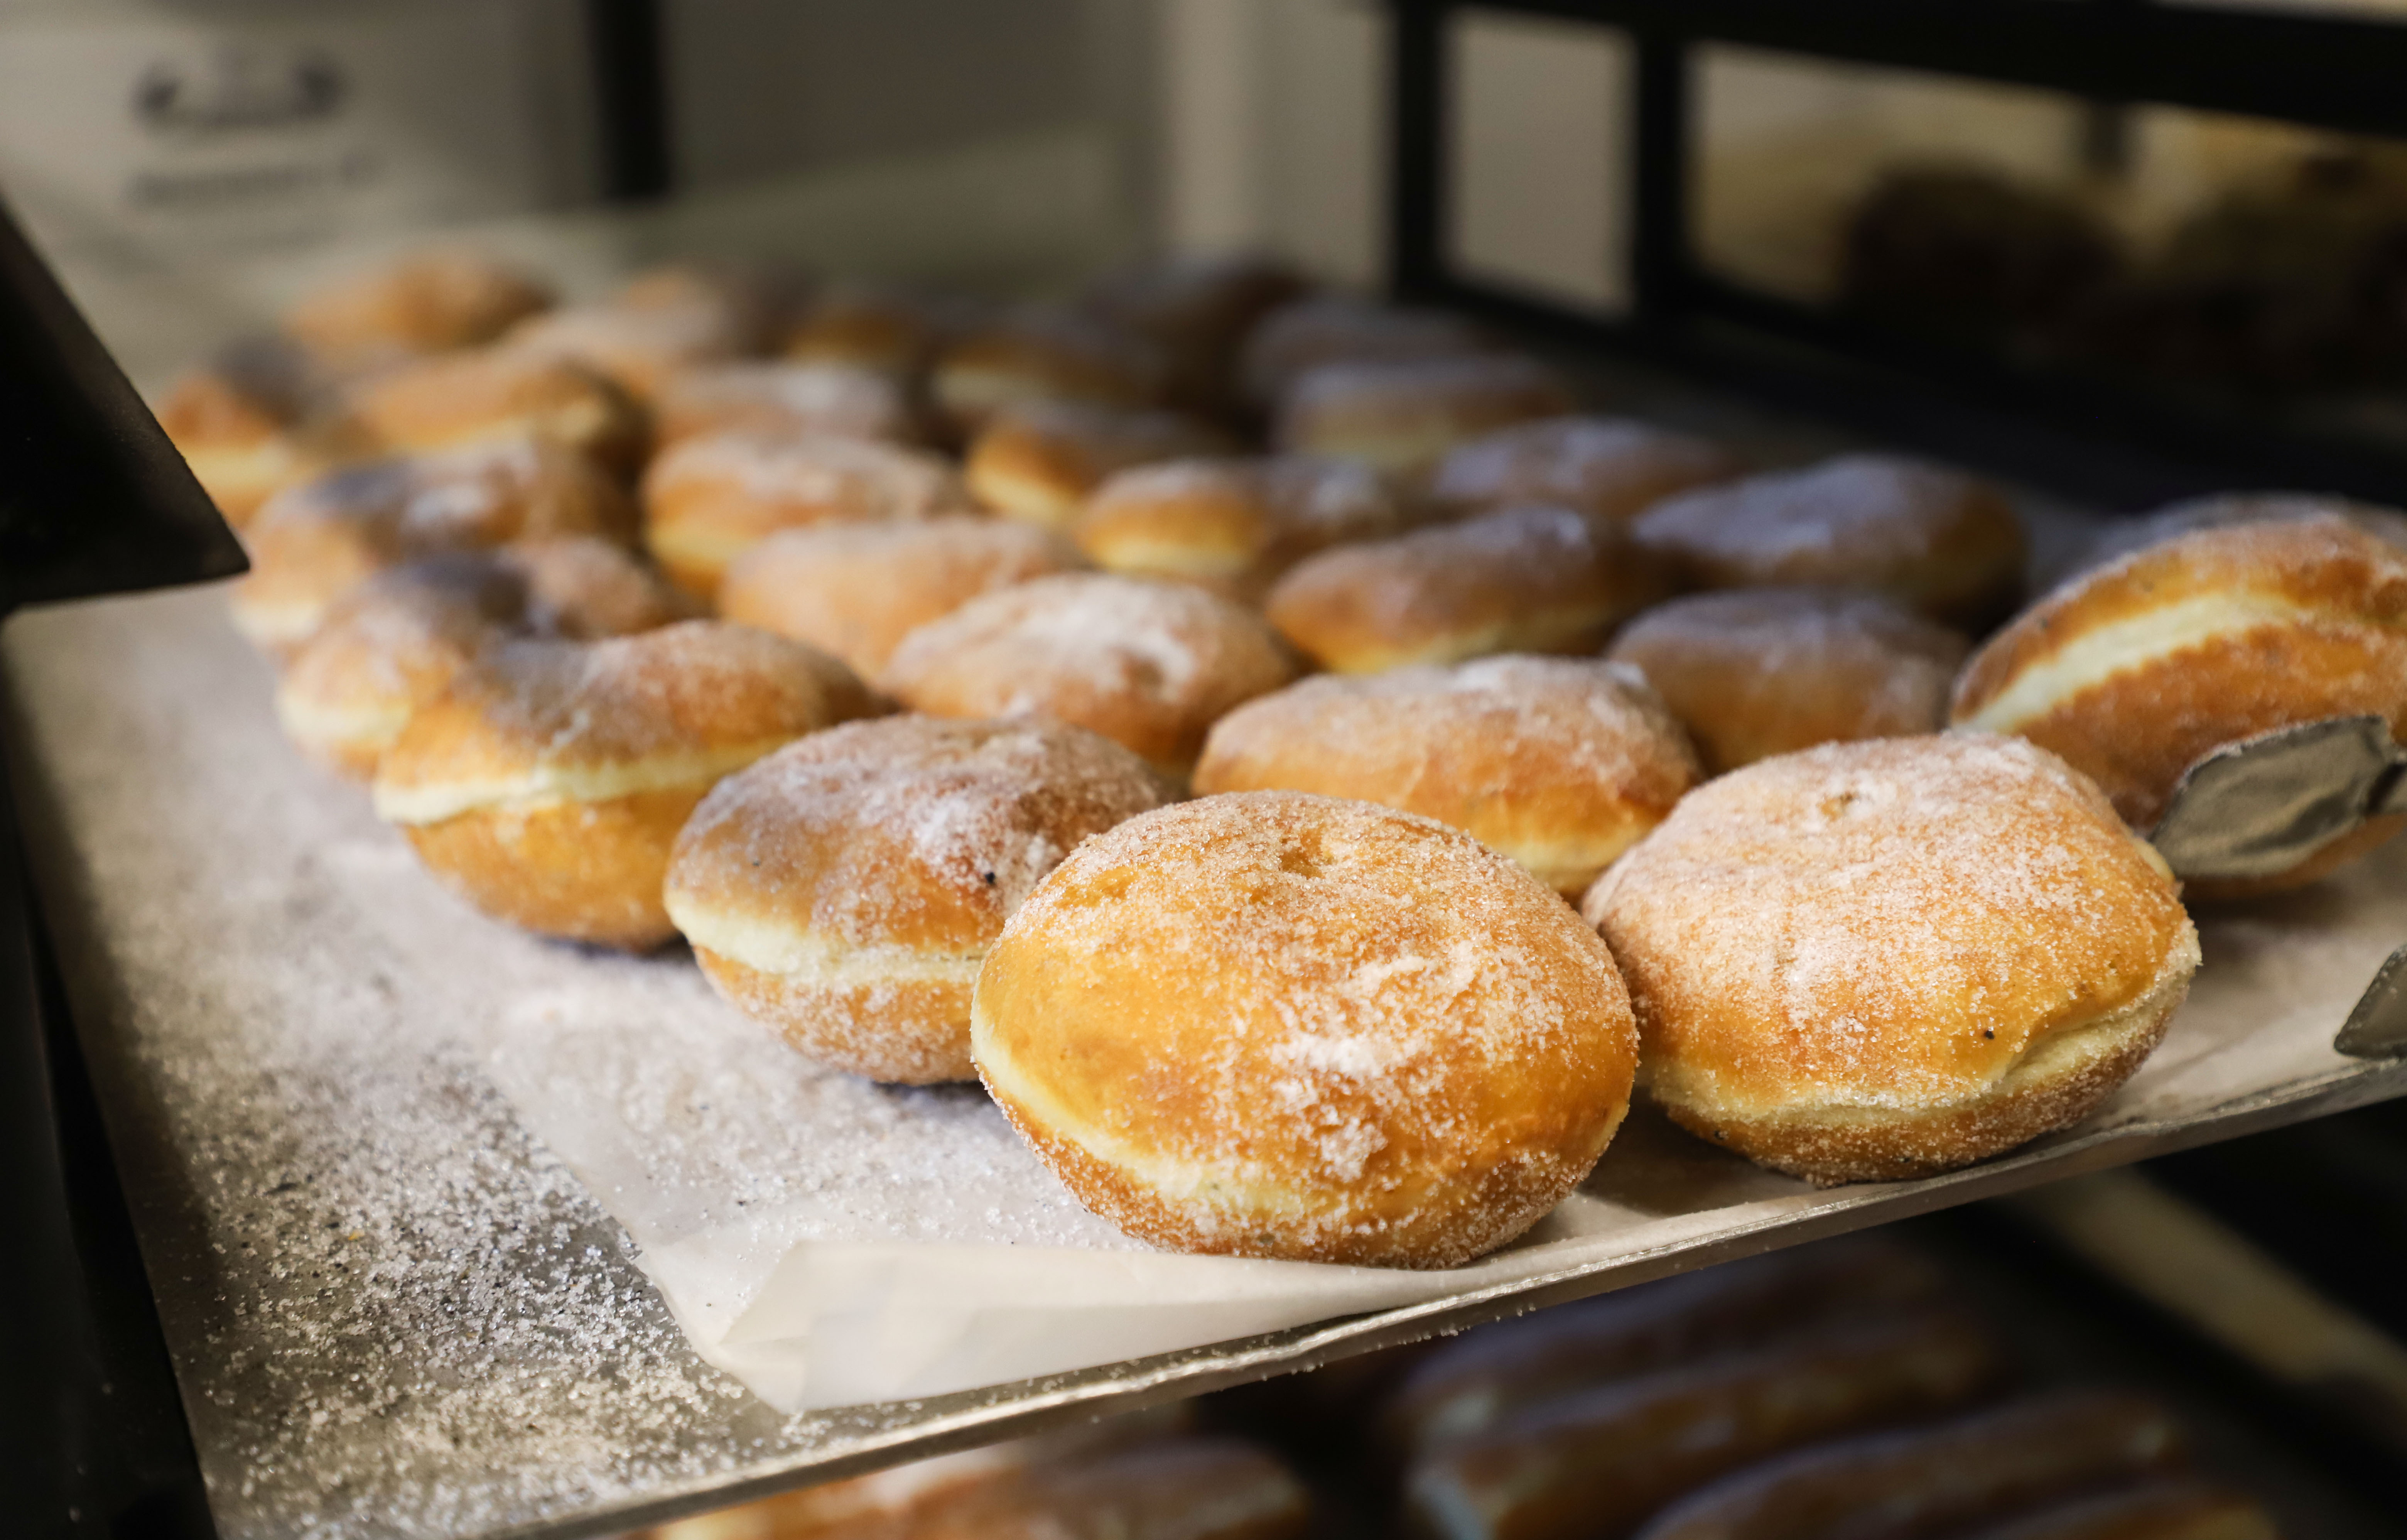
[931,308,1169,432]
[1080,252,1310,417]
[1402,1307,2004,1540]
[963,401,1232,530]
[1631,454,2026,627]
[881,573,1298,777]
[275,554,528,779]
[1263,504,1678,674]
[612,261,803,353]
[498,536,694,640]
[1274,354,1578,477]
[1943,1483,2275,1540]
[640,429,977,597]
[2055,490,2407,587]
[1073,455,1410,600]
[1378,1237,1946,1459]
[502,265,780,404]
[1238,294,1490,410]
[717,517,1085,680]
[1605,588,1971,774]
[1584,734,2200,1185]
[229,440,640,654]
[973,791,1640,1267]
[1193,656,1699,895]
[664,716,1170,1083]
[283,249,553,366]
[152,341,341,528]
[783,283,979,382]
[1953,516,2407,894]
[1630,1391,2188,1540]
[372,620,876,949]
[343,346,648,474]
[652,361,919,449]
[1428,415,1744,525]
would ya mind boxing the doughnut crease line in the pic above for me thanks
[374,738,788,824]
[1958,593,2315,731]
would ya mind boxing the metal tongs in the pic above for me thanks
[2149,715,2407,1058]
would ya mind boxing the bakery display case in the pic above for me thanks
[5,3,2407,1538]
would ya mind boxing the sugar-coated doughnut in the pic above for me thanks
[1631,454,2026,626]
[1264,504,1677,674]
[275,555,528,779]
[665,716,1170,1083]
[1403,1309,2002,1540]
[718,517,1084,680]
[783,284,979,382]
[1275,354,1577,476]
[1080,253,1310,418]
[1606,588,1970,774]
[1953,515,2407,894]
[1194,657,1699,895]
[1630,1391,2187,1540]
[503,265,782,403]
[229,440,639,653]
[155,365,320,529]
[881,573,1298,777]
[1239,294,1490,410]
[1074,455,1408,600]
[2055,490,2407,587]
[284,249,553,366]
[652,361,919,449]
[932,309,1168,432]
[1428,416,1743,525]
[372,621,876,948]
[640,429,976,597]
[499,535,694,640]
[1584,735,2199,1185]
[973,791,1640,1267]
[343,346,648,474]
[964,402,1232,530]
[1946,1483,2275,1540]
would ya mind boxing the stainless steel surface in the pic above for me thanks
[7,583,2407,1540]
[2151,714,2407,884]
[2338,944,2407,1059]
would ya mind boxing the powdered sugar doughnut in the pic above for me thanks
[882,573,1298,778]
[343,345,647,474]
[1075,456,1411,601]
[973,791,1640,1267]
[653,361,920,449]
[373,621,876,949]
[640,429,976,596]
[1264,505,1678,674]
[1428,416,1743,525]
[964,401,1232,530]
[664,716,1170,1083]
[503,266,778,404]
[1606,588,1969,773]
[1631,454,2026,627]
[284,250,552,366]
[719,517,1085,680]
[1275,355,1577,477]
[1194,657,1700,895]
[2053,489,2407,586]
[1239,295,1490,410]
[783,284,980,382]
[1583,734,2198,1185]
[932,309,1169,433]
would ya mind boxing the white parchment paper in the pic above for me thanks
[13,585,2406,1417]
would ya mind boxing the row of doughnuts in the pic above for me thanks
[204,247,2403,1268]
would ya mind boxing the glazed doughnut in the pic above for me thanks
[1239,294,1490,410]
[1631,454,2026,627]
[1584,735,2201,1185]
[1080,252,1309,417]
[1605,588,1970,774]
[784,283,979,382]
[1945,1483,2275,1540]
[640,429,977,597]
[652,361,919,449]
[974,791,1639,1267]
[931,308,1169,432]
[1263,504,1678,674]
[343,346,648,474]
[664,716,1170,1083]
[1402,1308,2003,1540]
[229,440,639,654]
[283,249,553,366]
[275,555,528,779]
[1428,416,1744,526]
[1379,1237,1946,1459]
[371,620,876,948]
[963,402,1232,530]
[1630,1391,2187,1540]
[717,517,1085,680]
[881,573,1298,777]
[1073,455,1409,600]
[2058,490,2407,586]
[1274,354,1578,477]
[1951,515,2407,895]
[911,1438,1313,1540]
[1193,656,1699,895]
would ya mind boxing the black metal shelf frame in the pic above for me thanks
[1385,0,2407,509]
